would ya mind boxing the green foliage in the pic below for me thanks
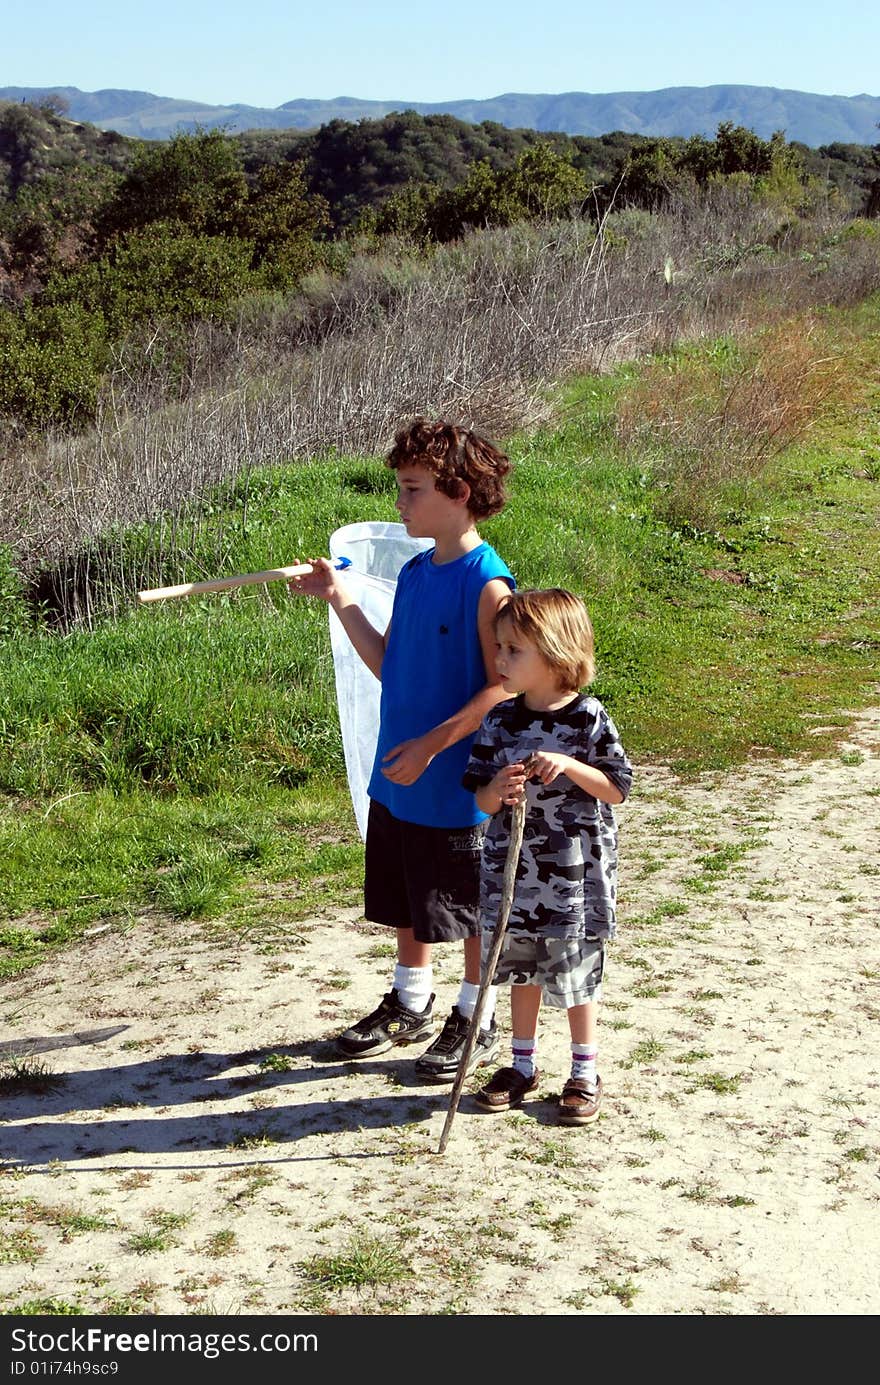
[45,222,262,336]
[94,128,249,243]
[0,127,330,426]
[232,159,330,288]
[0,299,108,425]
[0,545,27,638]
[612,121,810,212]
[0,98,131,200]
[0,163,117,281]
[302,1232,413,1289]
[364,141,589,243]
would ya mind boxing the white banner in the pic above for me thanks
[328,522,432,840]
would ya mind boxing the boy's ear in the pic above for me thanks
[453,479,471,507]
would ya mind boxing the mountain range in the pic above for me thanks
[3,84,879,147]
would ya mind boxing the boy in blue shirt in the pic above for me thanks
[289,418,515,1081]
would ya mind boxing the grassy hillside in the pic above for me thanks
[2,296,878,977]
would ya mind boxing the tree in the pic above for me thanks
[232,160,330,287]
[94,128,248,245]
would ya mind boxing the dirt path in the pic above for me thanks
[2,706,878,1316]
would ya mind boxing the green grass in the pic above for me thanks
[622,1037,666,1067]
[300,1232,413,1291]
[0,1055,65,1094]
[1,295,879,961]
[4,1298,84,1315]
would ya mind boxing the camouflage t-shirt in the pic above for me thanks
[462,694,633,940]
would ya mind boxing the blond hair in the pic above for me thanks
[495,588,596,690]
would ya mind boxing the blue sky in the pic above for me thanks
[5,0,878,108]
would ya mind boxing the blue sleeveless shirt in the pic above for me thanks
[367,542,514,828]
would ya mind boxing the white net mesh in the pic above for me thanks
[327,523,432,840]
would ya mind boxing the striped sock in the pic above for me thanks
[511,1037,537,1079]
[571,1043,598,1088]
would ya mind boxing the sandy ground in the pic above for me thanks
[1,705,878,1317]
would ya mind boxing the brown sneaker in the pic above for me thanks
[558,1075,602,1124]
[474,1065,540,1111]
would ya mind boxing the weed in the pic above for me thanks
[674,1049,711,1065]
[257,1052,296,1073]
[228,1125,280,1150]
[0,1055,64,1095]
[623,1038,666,1067]
[19,1200,116,1238]
[839,750,865,766]
[365,942,397,958]
[681,1181,718,1203]
[0,1228,45,1264]
[598,1275,640,1308]
[301,1232,412,1290]
[508,1139,580,1169]
[708,1273,745,1293]
[5,1298,83,1315]
[101,1285,160,1314]
[203,1229,238,1257]
[124,1210,189,1255]
[690,1072,743,1094]
[694,840,760,875]
[117,1172,151,1190]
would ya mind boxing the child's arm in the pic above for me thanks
[528,704,632,805]
[380,577,511,786]
[527,752,625,805]
[288,557,387,680]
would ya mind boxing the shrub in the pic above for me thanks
[45,224,264,338]
[0,301,107,426]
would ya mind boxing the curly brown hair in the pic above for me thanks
[386,418,510,520]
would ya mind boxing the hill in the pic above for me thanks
[3,83,880,147]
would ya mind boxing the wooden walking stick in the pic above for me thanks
[437,756,536,1155]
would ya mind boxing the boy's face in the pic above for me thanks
[494,617,552,698]
[393,463,465,538]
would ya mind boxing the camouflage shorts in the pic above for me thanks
[483,931,605,1009]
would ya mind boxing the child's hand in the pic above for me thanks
[489,760,530,806]
[528,751,570,785]
[380,736,435,786]
[287,557,344,603]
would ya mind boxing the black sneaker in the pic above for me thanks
[413,1005,499,1083]
[336,989,434,1058]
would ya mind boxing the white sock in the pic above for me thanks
[511,1036,537,1079]
[393,964,432,1014]
[457,980,496,1031]
[571,1043,598,1088]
